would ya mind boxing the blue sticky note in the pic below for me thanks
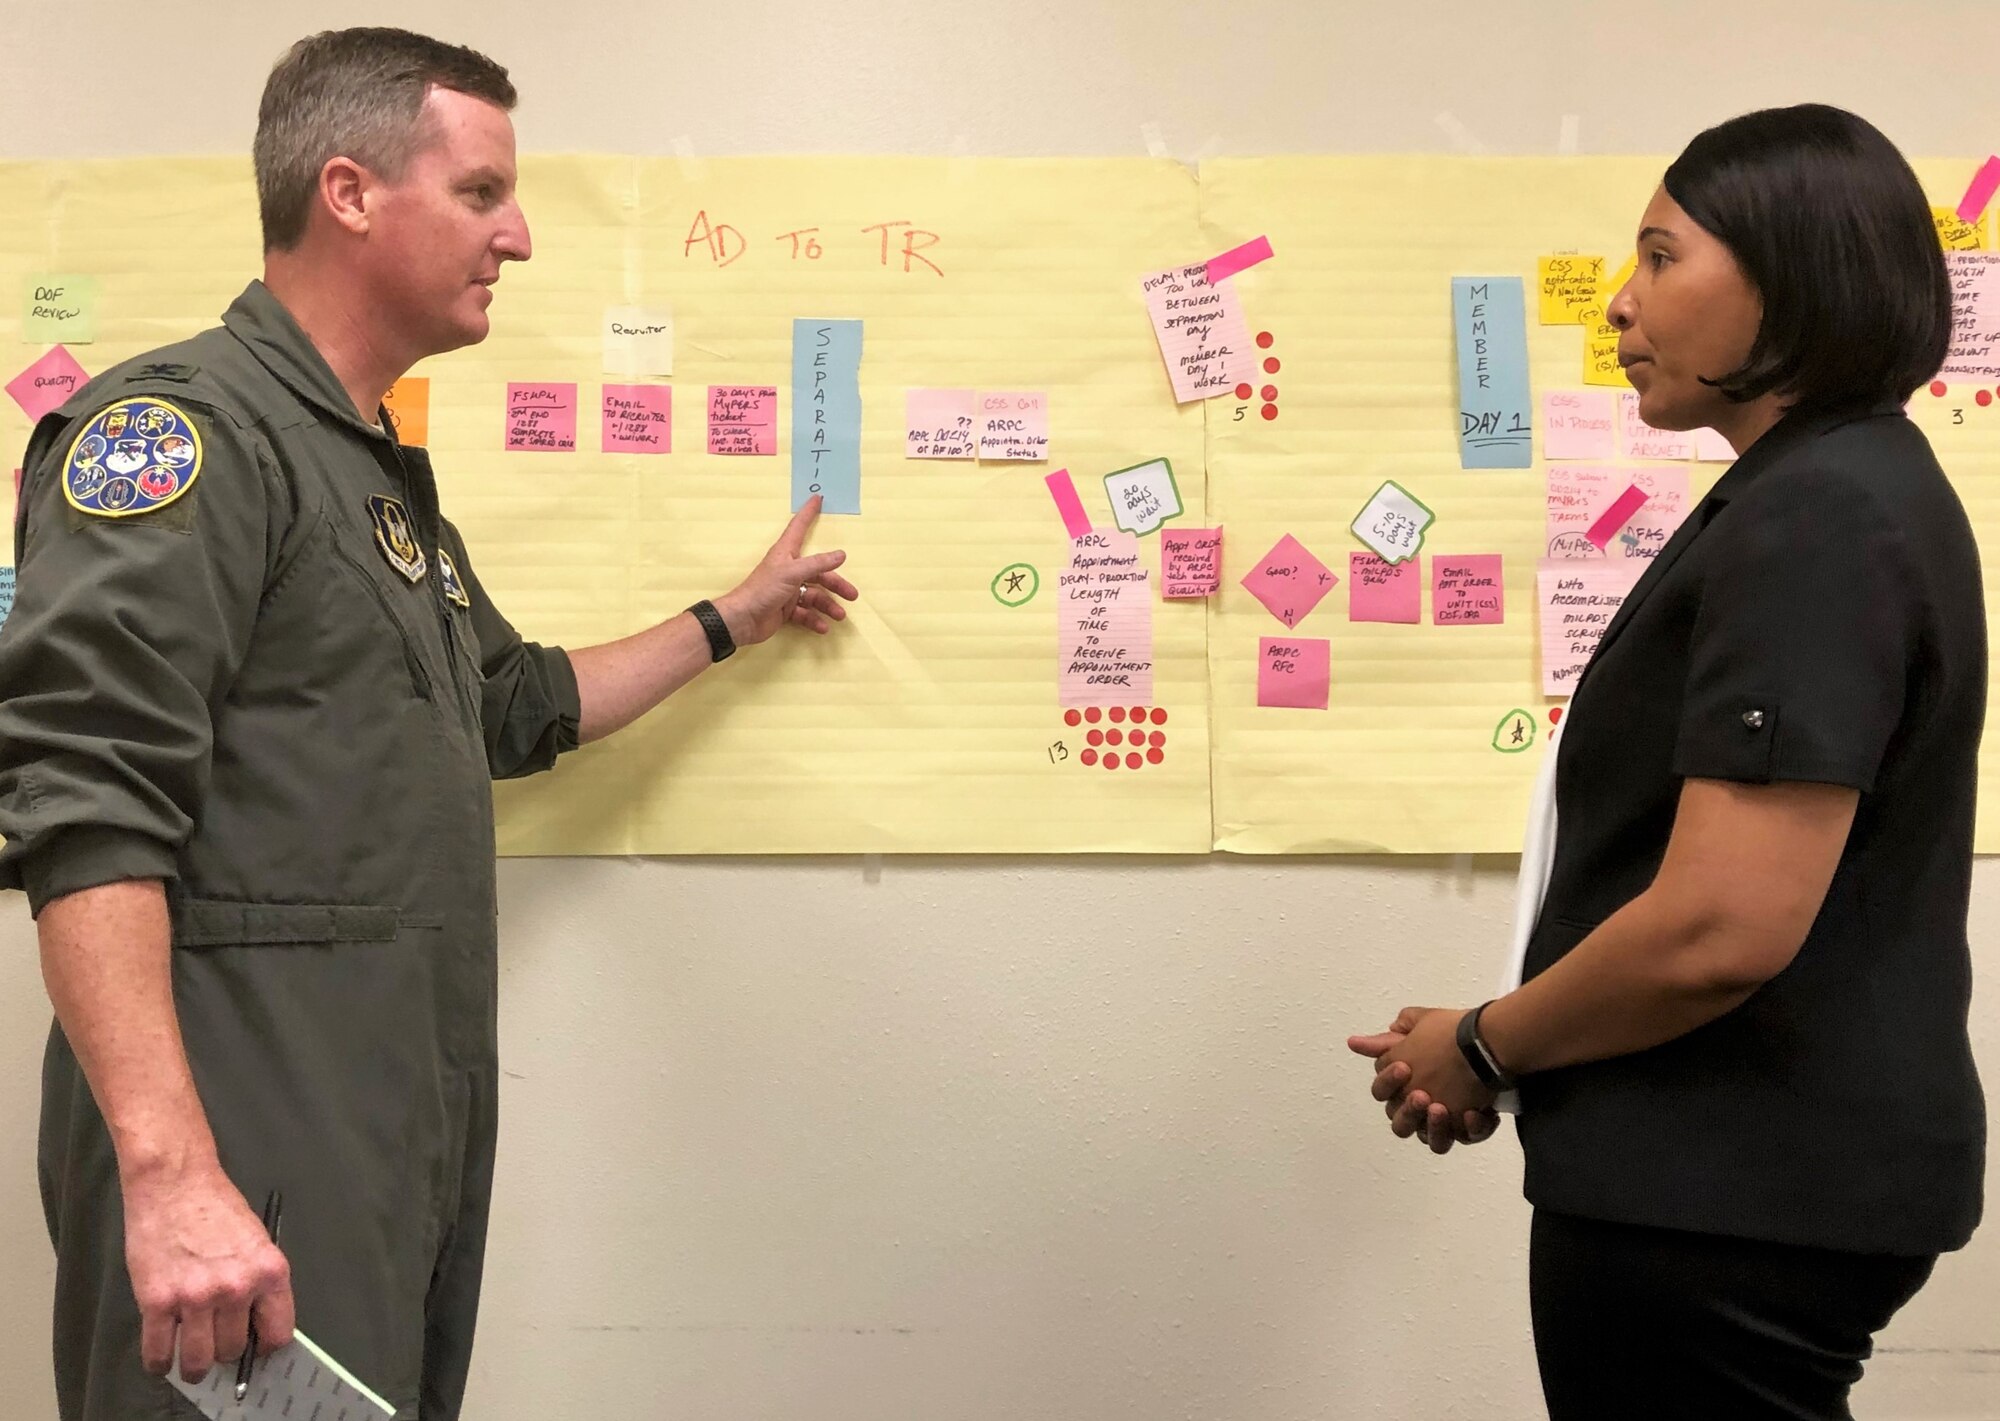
[791,319,863,514]
[0,565,14,632]
[1452,276,1533,469]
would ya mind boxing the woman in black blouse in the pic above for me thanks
[1350,105,1985,1419]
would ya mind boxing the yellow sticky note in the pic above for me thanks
[1536,254,1604,324]
[1580,256,1636,387]
[1934,206,1989,251]
[381,376,430,446]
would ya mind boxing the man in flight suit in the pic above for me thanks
[0,28,858,1420]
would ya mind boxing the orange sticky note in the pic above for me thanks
[382,377,430,447]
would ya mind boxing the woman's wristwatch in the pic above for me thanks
[1456,1000,1518,1091]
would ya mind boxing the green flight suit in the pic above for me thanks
[0,280,580,1420]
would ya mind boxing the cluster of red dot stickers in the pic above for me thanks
[1063,706,1169,769]
[1234,331,1281,421]
[1930,380,2000,408]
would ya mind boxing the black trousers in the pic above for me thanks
[1530,1210,1936,1421]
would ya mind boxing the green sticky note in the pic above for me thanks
[24,276,98,344]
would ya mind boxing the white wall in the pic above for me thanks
[3,3,1997,1416]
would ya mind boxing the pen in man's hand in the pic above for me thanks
[235,1190,284,1402]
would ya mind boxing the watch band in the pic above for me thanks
[687,599,736,663]
[1456,1000,1517,1091]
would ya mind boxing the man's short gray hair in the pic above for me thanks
[253,27,515,252]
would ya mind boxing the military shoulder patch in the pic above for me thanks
[62,398,202,519]
[437,548,471,608]
[365,494,427,584]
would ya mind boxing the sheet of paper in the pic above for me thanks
[1257,637,1330,709]
[1942,251,2000,382]
[1431,554,1505,625]
[601,383,672,454]
[1451,276,1532,468]
[1542,388,1616,460]
[1240,533,1336,629]
[792,318,863,512]
[602,305,674,376]
[24,275,99,344]
[1536,254,1604,324]
[6,345,89,423]
[1692,426,1734,462]
[1141,261,1255,402]
[1347,553,1421,623]
[1044,468,1094,539]
[1059,532,1154,707]
[381,377,429,447]
[1161,526,1222,598]
[504,383,577,451]
[978,391,1050,462]
[707,385,777,455]
[1537,561,1643,696]
[905,388,976,459]
[1934,206,1990,252]
[1103,457,1181,535]
[167,1329,396,1421]
[1349,480,1433,564]
[1617,390,1694,460]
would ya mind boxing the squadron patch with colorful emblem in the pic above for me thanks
[61,398,203,519]
[366,494,428,583]
[437,548,471,608]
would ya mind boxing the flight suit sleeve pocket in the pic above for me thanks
[169,897,404,947]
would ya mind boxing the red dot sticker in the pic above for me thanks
[1931,381,1949,397]
[1125,752,1142,769]
[1087,729,1103,747]
[1084,707,1101,724]
[1128,706,1146,723]
[1109,706,1126,723]
[1080,748,1098,766]
[1150,708,1168,725]
[1979,390,1994,408]
[1149,730,1165,748]
[1263,357,1280,374]
[1261,404,1279,421]
[1260,384,1278,401]
[1549,706,1564,725]
[1104,755,1120,771]
[1064,709,1081,727]
[1235,382,1253,400]
[1256,331,1274,349]
[1107,729,1124,747]
[1147,747,1163,765]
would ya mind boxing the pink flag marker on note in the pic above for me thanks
[1257,636,1330,709]
[1045,468,1093,539]
[1586,484,1649,549]
[6,345,89,423]
[1206,235,1274,284]
[1957,155,2000,224]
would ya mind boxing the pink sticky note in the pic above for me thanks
[1942,252,2000,382]
[1957,155,2000,225]
[906,388,976,459]
[601,383,671,454]
[978,391,1049,461]
[1692,426,1735,462]
[1059,531,1154,707]
[1542,389,1617,460]
[504,383,577,451]
[1141,262,1257,403]
[1432,555,1506,625]
[1240,533,1337,629]
[1585,485,1649,549]
[1538,561,1644,696]
[1618,391,1695,460]
[1045,468,1093,539]
[6,345,89,423]
[1348,552,1422,623]
[1206,235,1274,284]
[1546,465,1690,561]
[1161,526,1223,598]
[1257,637,1330,709]
[708,385,778,455]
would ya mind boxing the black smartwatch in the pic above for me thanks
[687,599,736,662]
[1455,1000,1518,1091]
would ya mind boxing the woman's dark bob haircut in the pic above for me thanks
[1662,103,1951,411]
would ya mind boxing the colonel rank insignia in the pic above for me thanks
[366,494,427,583]
[437,548,471,608]
[62,398,203,518]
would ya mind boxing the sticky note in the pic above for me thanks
[1141,262,1256,402]
[1536,255,1604,324]
[708,385,777,455]
[1546,465,1689,561]
[381,376,429,446]
[1942,251,2000,383]
[1538,561,1643,696]
[1431,554,1505,625]
[977,391,1050,462]
[602,383,672,454]
[1206,235,1274,284]
[0,565,14,633]
[1955,156,2000,225]
[1585,485,1648,548]
[602,305,674,376]
[1618,390,1694,460]
[1542,388,1616,460]
[1350,480,1433,564]
[1257,637,1330,710]
[906,388,976,459]
[1452,276,1533,468]
[1045,468,1093,539]
[792,319,863,513]
[1240,533,1337,629]
[1582,307,1627,387]
[6,346,90,423]
[1103,457,1182,536]
[1693,426,1734,462]
[1348,553,1421,623]
[1059,531,1153,707]
[24,276,99,344]
[1161,526,1222,598]
[504,383,577,451]
[1934,206,1990,252]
